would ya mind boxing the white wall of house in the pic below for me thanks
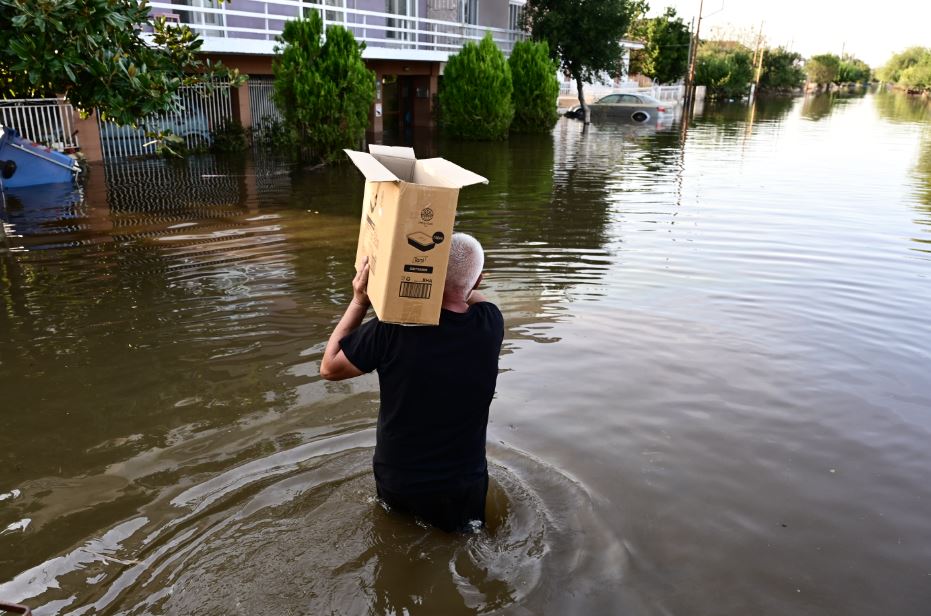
[150,0,527,60]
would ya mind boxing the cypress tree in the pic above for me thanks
[440,34,514,140]
[273,11,375,161]
[509,39,560,133]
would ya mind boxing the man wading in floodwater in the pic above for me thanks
[320,233,504,532]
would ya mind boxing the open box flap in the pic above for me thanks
[368,144,416,181]
[344,149,399,182]
[368,144,416,159]
[417,158,489,188]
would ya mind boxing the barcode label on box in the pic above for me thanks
[399,281,432,299]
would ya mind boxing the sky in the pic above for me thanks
[650,0,931,67]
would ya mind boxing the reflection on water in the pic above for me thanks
[2,93,931,615]
[699,95,795,127]
[801,92,839,121]
[874,91,931,252]
[918,135,931,204]
[874,89,931,125]
[800,90,868,121]
[0,429,632,614]
[911,130,931,256]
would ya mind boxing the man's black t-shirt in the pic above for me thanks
[340,302,504,494]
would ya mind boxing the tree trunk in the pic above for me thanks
[575,75,590,124]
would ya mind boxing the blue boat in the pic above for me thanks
[0,125,81,189]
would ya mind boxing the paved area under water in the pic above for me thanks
[1,92,930,614]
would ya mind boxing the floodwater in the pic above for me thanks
[1,91,930,615]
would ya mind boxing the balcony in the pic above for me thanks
[149,0,528,61]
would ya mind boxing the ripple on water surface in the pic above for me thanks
[3,93,931,616]
[0,434,641,615]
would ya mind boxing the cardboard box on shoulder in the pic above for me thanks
[344,145,488,325]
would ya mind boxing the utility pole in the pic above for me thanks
[684,0,705,110]
[752,21,764,70]
[751,21,764,100]
[683,18,694,102]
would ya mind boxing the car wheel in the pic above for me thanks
[631,110,650,123]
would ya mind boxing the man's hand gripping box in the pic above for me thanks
[344,145,488,325]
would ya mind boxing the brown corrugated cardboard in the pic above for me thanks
[345,145,488,325]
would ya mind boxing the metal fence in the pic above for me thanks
[98,80,234,160]
[559,82,687,104]
[653,85,685,102]
[248,78,283,132]
[0,98,81,151]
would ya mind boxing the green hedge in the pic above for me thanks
[508,40,559,133]
[272,11,375,161]
[695,43,754,99]
[440,34,514,140]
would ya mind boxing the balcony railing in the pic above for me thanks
[148,0,527,56]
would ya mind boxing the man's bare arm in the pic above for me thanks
[320,259,369,381]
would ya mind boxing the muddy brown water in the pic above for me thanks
[1,92,931,615]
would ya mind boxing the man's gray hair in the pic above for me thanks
[445,233,484,296]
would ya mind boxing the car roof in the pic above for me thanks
[637,94,662,104]
[597,92,663,103]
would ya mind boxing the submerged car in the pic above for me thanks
[565,93,672,123]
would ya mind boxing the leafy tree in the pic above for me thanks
[0,0,243,126]
[805,53,840,86]
[759,47,805,91]
[272,11,375,161]
[694,42,753,99]
[628,7,690,84]
[627,0,650,26]
[877,47,931,92]
[837,55,871,84]
[523,0,635,121]
[877,47,931,84]
[508,39,560,133]
[626,0,650,75]
[440,34,513,140]
[900,62,931,92]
